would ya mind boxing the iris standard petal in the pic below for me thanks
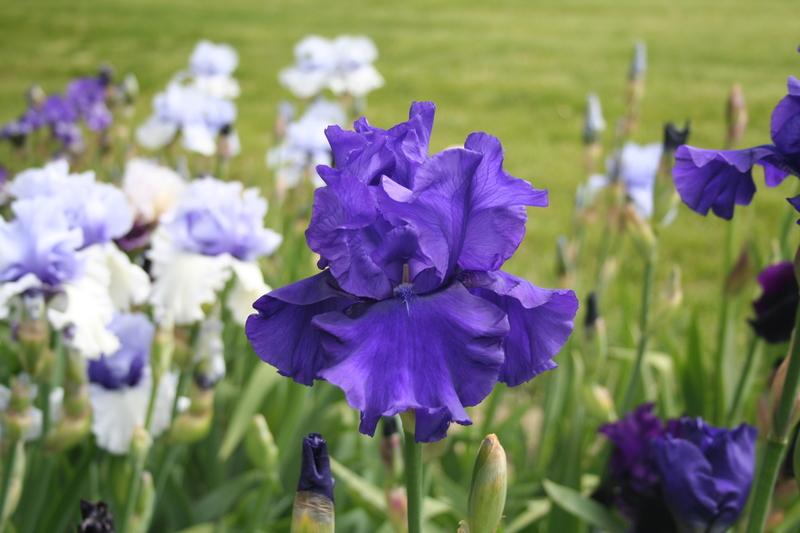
[770,76,800,156]
[463,271,578,386]
[313,281,508,441]
[459,132,549,270]
[652,437,722,531]
[245,271,358,386]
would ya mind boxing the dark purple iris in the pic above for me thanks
[749,261,799,343]
[672,69,800,221]
[297,433,335,501]
[246,102,578,442]
[600,404,757,533]
[87,313,154,390]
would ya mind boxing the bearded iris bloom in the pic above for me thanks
[673,72,800,221]
[600,404,757,533]
[749,261,798,343]
[246,102,578,442]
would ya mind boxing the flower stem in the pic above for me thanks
[746,297,800,533]
[620,252,655,413]
[0,439,20,528]
[403,430,423,533]
[727,335,761,425]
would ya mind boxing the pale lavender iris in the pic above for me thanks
[0,198,84,286]
[247,102,578,442]
[673,74,800,220]
[10,162,133,248]
[165,177,280,260]
[87,313,154,390]
[601,404,757,533]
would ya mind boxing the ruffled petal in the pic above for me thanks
[226,260,270,325]
[463,271,578,386]
[651,437,722,530]
[101,244,150,311]
[148,228,232,325]
[313,281,509,441]
[459,133,548,270]
[672,145,776,219]
[245,270,358,386]
[770,76,800,157]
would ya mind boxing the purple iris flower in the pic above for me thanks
[87,313,154,390]
[0,198,84,287]
[673,73,800,220]
[246,102,578,442]
[164,176,281,261]
[749,261,798,343]
[600,404,757,533]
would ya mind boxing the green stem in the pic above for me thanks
[727,335,761,425]
[746,298,800,533]
[620,252,655,413]
[0,439,19,528]
[403,430,423,533]
[713,219,737,423]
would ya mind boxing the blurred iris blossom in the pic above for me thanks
[0,160,150,358]
[600,404,757,533]
[246,102,578,442]
[750,261,798,343]
[85,313,178,454]
[581,142,663,220]
[279,35,384,99]
[0,68,114,153]
[136,41,240,155]
[148,176,282,325]
[188,40,240,99]
[673,67,800,221]
[266,98,347,191]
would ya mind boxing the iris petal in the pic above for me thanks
[313,281,508,441]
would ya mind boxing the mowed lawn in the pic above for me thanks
[0,0,798,316]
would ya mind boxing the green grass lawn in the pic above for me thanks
[1,0,798,311]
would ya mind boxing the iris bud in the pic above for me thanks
[3,376,34,441]
[386,487,408,533]
[152,326,175,380]
[168,385,213,444]
[467,434,508,533]
[77,500,115,532]
[130,426,151,463]
[726,83,748,149]
[724,248,753,296]
[245,414,280,487]
[582,93,606,145]
[380,416,402,481]
[292,433,335,533]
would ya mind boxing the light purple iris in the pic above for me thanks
[673,73,800,220]
[164,176,281,260]
[601,404,757,533]
[246,102,578,442]
[10,162,133,248]
[0,197,84,286]
[87,313,154,390]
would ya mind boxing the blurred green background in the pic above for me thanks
[0,0,798,307]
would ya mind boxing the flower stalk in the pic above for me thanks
[746,294,800,533]
[401,413,423,533]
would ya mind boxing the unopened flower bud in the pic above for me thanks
[122,73,139,101]
[152,326,175,378]
[245,414,280,487]
[584,385,616,421]
[584,292,600,332]
[582,93,606,145]
[380,416,402,480]
[78,499,115,532]
[725,248,753,296]
[629,41,647,82]
[3,376,34,441]
[130,426,151,463]
[726,83,748,149]
[663,121,691,154]
[26,85,46,108]
[292,433,335,533]
[168,386,213,444]
[770,357,800,431]
[622,205,656,259]
[467,434,507,533]
[386,487,408,533]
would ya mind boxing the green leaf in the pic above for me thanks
[542,479,627,532]
[191,471,263,523]
[329,458,452,521]
[680,312,707,418]
[505,499,551,533]
[218,364,280,461]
